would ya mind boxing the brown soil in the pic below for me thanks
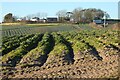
[1,48,119,79]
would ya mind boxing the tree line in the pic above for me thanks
[3,8,110,23]
[56,8,110,23]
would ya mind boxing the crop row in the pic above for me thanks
[19,33,53,67]
[1,34,34,56]
[2,33,43,67]
[1,30,119,68]
[45,32,74,65]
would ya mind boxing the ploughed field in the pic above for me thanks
[2,25,78,37]
[1,29,119,78]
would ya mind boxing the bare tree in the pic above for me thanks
[56,10,67,22]
[72,7,82,23]
[42,12,47,19]
[84,10,94,22]
[26,15,31,20]
[81,8,106,23]
[12,15,19,22]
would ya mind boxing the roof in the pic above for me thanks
[47,17,57,19]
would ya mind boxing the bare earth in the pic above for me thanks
[1,48,119,79]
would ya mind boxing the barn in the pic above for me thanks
[47,17,58,23]
[93,19,120,24]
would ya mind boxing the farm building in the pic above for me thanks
[93,19,102,24]
[93,19,120,24]
[17,19,22,21]
[30,17,40,22]
[47,17,58,23]
[39,19,47,23]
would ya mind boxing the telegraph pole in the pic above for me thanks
[103,12,106,27]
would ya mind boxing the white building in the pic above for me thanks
[17,19,22,21]
[30,18,38,21]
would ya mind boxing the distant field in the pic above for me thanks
[2,23,119,37]
[0,23,21,26]
[26,23,59,26]
[1,23,93,37]
[2,26,78,37]
[0,23,59,26]
[2,23,60,30]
